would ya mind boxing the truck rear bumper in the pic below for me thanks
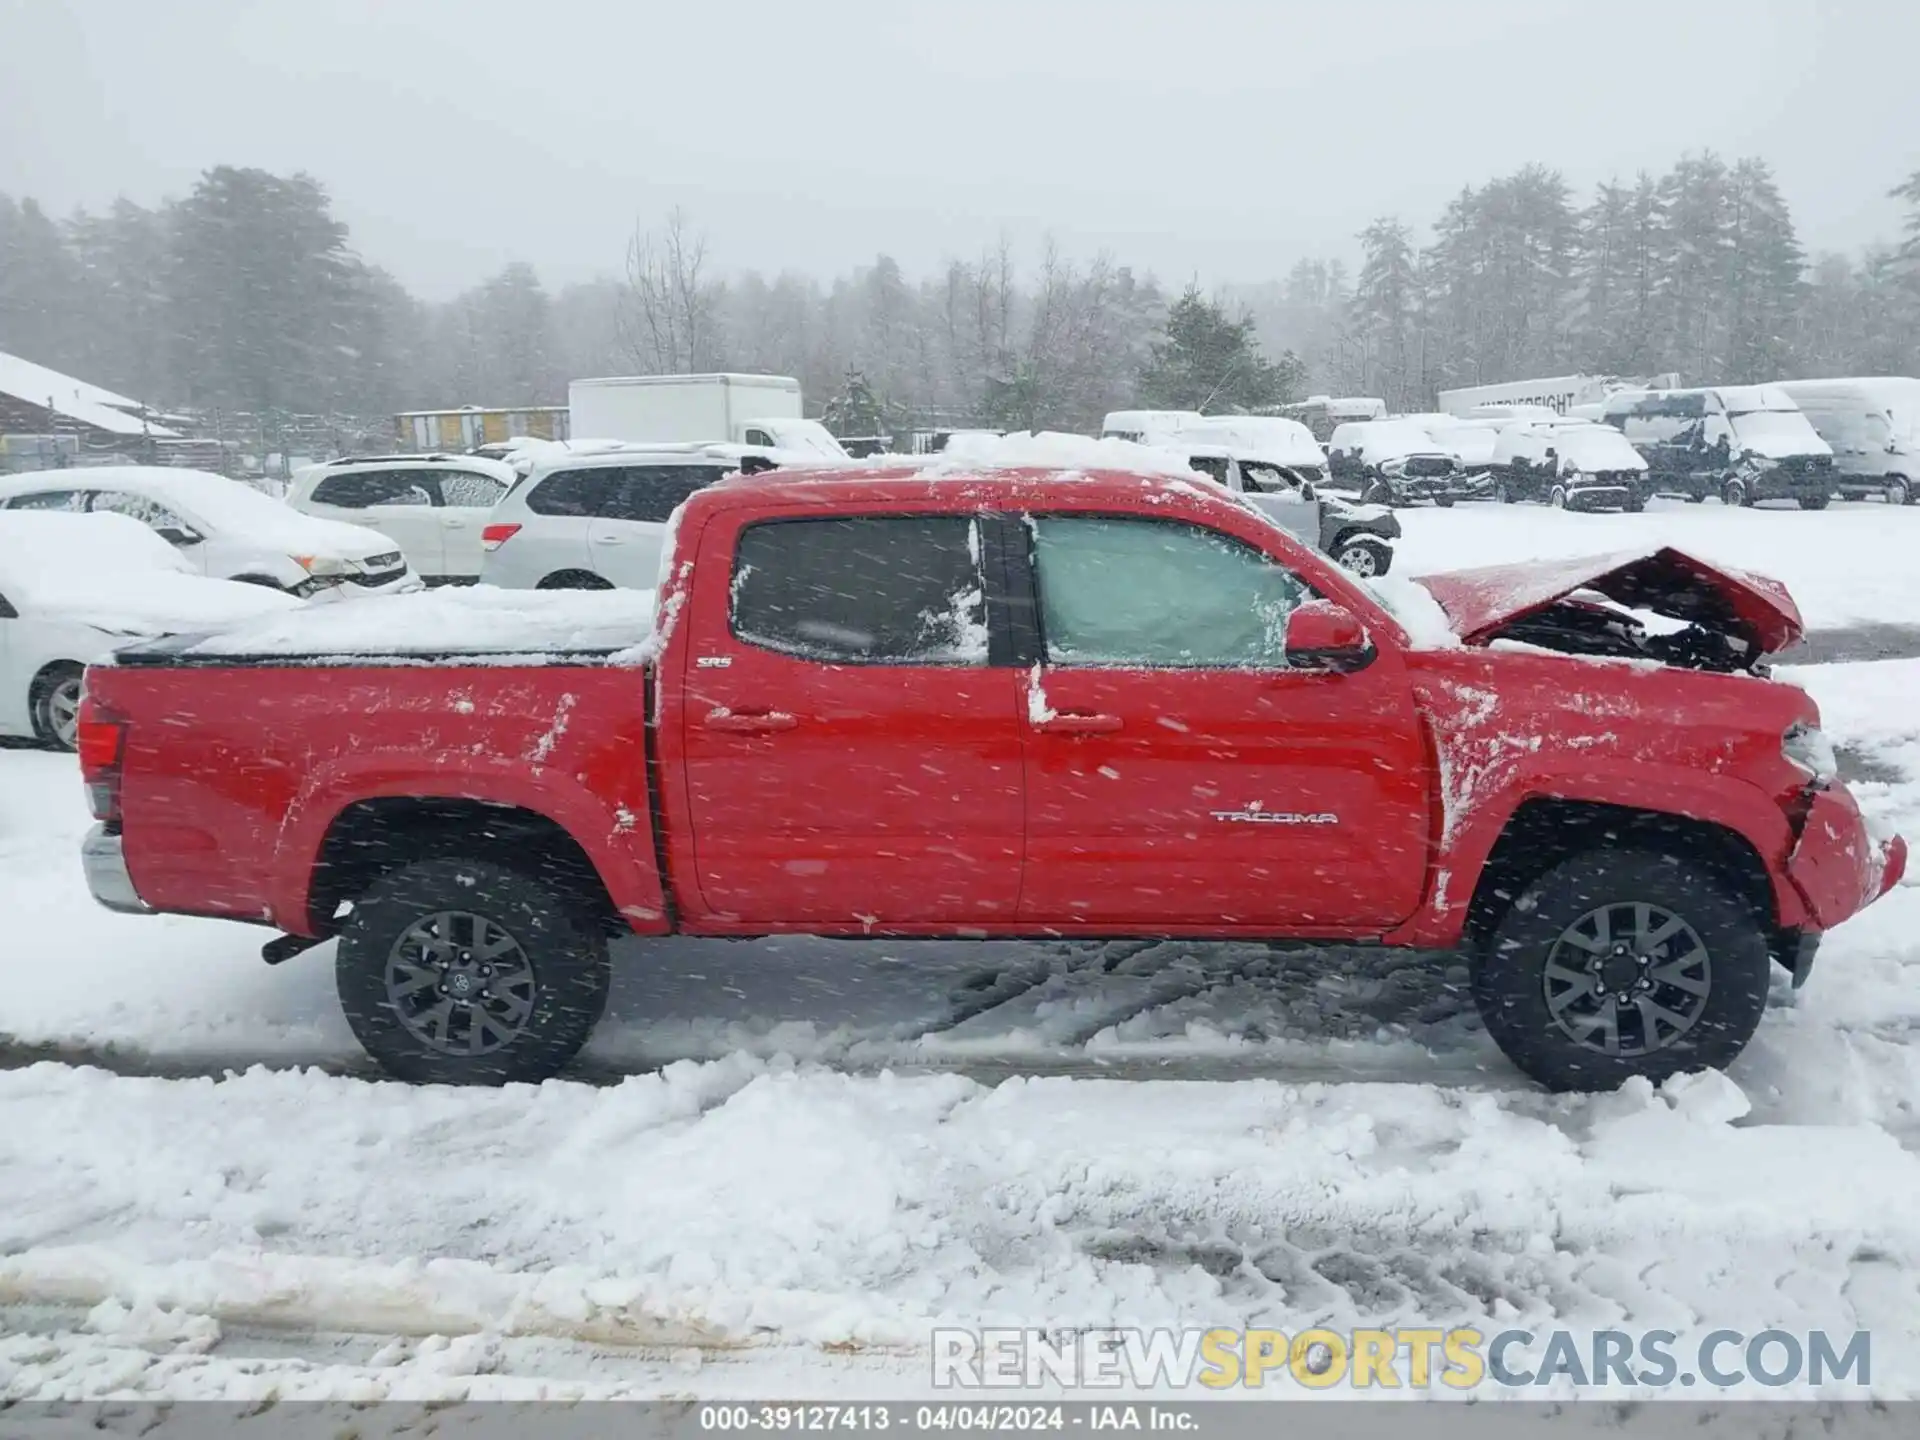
[82,826,152,915]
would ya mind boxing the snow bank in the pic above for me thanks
[170,585,658,660]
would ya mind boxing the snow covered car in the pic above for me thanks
[0,467,417,599]
[1181,448,1400,576]
[1172,415,1332,488]
[1326,420,1489,506]
[480,445,741,590]
[287,454,517,584]
[0,510,297,749]
[1600,387,1836,508]
[1490,419,1651,511]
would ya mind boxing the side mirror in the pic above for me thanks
[156,525,203,547]
[1284,600,1374,673]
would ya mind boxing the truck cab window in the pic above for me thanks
[1031,515,1306,668]
[731,515,986,664]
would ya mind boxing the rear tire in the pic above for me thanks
[1799,492,1830,511]
[1472,848,1771,1092]
[537,570,614,590]
[1434,495,1456,508]
[1723,477,1751,508]
[1548,484,1568,509]
[1888,476,1912,507]
[335,858,610,1085]
[29,663,84,752]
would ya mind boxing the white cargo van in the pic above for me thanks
[566,374,847,458]
[1099,410,1206,444]
[1599,386,1835,508]
[1774,378,1920,505]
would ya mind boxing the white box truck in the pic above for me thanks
[566,373,847,457]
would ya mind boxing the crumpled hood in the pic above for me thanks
[1414,546,1804,656]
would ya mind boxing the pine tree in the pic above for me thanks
[1348,219,1421,408]
[1136,286,1301,413]
[1721,159,1805,380]
[164,166,360,416]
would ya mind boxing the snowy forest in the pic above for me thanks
[4,154,1920,434]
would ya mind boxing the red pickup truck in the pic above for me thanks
[76,466,1904,1091]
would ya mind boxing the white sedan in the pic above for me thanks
[0,510,299,749]
[0,467,417,599]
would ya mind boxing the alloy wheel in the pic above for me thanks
[1540,901,1711,1058]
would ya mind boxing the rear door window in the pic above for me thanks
[435,470,509,509]
[730,515,987,664]
[90,491,193,531]
[524,467,611,518]
[603,466,728,523]
[310,471,434,508]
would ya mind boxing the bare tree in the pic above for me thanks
[620,207,724,372]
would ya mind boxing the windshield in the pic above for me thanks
[1553,428,1642,470]
[1729,409,1823,446]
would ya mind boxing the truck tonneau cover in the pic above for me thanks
[107,586,659,669]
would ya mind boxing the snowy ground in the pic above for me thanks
[6,496,1920,1404]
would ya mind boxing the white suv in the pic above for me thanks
[0,467,413,599]
[288,454,516,583]
[480,447,740,590]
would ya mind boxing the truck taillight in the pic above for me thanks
[77,701,127,824]
[481,523,522,551]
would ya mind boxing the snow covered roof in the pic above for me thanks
[0,349,181,438]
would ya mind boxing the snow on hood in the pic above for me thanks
[30,572,300,635]
[164,584,658,661]
[1,510,300,635]
[1414,547,1804,655]
[0,467,399,559]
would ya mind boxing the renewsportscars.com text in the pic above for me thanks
[931,1326,1872,1391]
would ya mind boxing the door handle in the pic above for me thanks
[598,535,628,545]
[443,518,469,528]
[1034,712,1122,734]
[705,708,798,733]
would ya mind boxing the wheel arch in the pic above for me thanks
[1460,797,1782,957]
[305,795,630,940]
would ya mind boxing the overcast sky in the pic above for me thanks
[4,0,1918,300]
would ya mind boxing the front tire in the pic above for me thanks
[1472,848,1771,1092]
[30,663,84,751]
[1723,477,1751,508]
[1888,476,1912,507]
[1799,492,1830,511]
[336,858,610,1084]
[1548,484,1568,510]
[1334,537,1391,578]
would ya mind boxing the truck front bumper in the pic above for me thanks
[1786,788,1906,933]
[82,826,152,915]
